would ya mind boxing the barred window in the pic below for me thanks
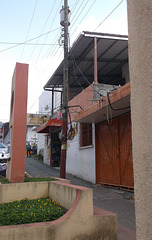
[80,123,92,147]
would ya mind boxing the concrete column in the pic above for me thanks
[127,1,152,240]
[7,63,28,183]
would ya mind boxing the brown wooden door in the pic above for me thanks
[119,114,134,188]
[96,118,120,185]
[96,113,134,188]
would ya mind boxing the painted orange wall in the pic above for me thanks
[68,84,94,122]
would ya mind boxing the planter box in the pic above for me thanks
[0,179,117,240]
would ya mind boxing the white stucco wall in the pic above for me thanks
[26,126,37,144]
[39,91,52,114]
[66,123,96,183]
[43,146,50,165]
[37,133,45,154]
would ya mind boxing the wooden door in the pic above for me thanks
[119,114,134,188]
[96,113,134,188]
[96,118,120,185]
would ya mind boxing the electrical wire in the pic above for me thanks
[30,0,95,79]
[20,0,39,61]
[70,50,103,98]
[0,42,58,46]
[39,0,125,82]
[34,0,62,66]
[28,0,57,62]
[39,0,85,70]
[69,53,84,91]
[94,0,124,31]
[27,96,40,112]
[70,0,96,39]
[38,0,96,83]
[107,91,130,111]
[0,28,60,53]
[70,0,91,32]
[27,0,85,79]
[70,0,88,25]
[38,0,82,63]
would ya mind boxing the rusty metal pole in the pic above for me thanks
[94,36,98,84]
[60,0,69,178]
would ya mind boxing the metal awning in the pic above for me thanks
[44,31,128,100]
[37,118,62,134]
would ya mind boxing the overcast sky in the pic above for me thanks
[0,0,128,122]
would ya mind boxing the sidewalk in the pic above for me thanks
[25,157,136,240]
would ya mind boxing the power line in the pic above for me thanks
[37,0,82,70]
[34,0,62,66]
[0,42,58,46]
[94,0,124,31]
[70,0,91,31]
[37,0,91,79]
[28,0,57,62]
[0,27,60,53]
[27,96,40,112]
[70,0,96,38]
[35,0,89,77]
[20,0,39,61]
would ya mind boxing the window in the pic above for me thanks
[80,123,92,147]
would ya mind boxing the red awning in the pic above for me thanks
[37,118,62,133]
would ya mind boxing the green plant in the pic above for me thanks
[0,177,9,184]
[24,177,56,182]
[0,197,66,226]
[32,154,43,162]
[0,176,57,184]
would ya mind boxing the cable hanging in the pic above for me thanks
[107,91,130,111]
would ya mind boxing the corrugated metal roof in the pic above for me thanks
[44,31,128,100]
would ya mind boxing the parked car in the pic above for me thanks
[0,142,8,153]
[0,143,10,163]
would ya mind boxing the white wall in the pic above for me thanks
[39,91,52,114]
[26,126,37,144]
[55,91,62,111]
[66,123,96,183]
[43,146,50,165]
[37,133,45,155]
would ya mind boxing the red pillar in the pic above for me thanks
[6,62,29,182]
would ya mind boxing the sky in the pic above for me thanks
[0,0,128,123]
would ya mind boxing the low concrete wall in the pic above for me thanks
[0,179,117,240]
[0,178,71,203]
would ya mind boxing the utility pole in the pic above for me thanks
[60,0,69,178]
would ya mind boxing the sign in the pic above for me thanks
[27,114,48,126]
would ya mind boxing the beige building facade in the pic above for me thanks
[127,1,152,240]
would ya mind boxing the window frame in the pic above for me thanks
[79,122,92,148]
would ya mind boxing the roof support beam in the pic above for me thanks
[94,37,98,84]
